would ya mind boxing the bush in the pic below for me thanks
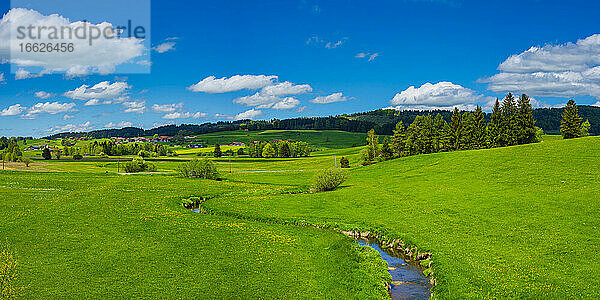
[339,157,350,168]
[178,158,219,180]
[99,152,109,159]
[124,157,157,173]
[19,157,32,167]
[138,150,151,158]
[311,168,348,192]
[73,154,83,160]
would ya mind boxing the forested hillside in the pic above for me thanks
[44,105,600,139]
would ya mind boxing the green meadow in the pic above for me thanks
[1,131,599,298]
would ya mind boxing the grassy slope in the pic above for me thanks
[205,137,600,298]
[0,171,389,299]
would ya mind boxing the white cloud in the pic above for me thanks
[389,82,491,111]
[104,121,133,128]
[153,42,175,53]
[188,75,277,93]
[122,101,146,113]
[34,91,53,99]
[64,81,131,103]
[325,40,344,49]
[14,68,47,80]
[310,92,348,104]
[272,97,300,110]
[483,34,600,99]
[0,104,26,116]
[234,81,311,108]
[0,72,4,82]
[356,52,380,61]
[48,121,91,134]
[162,112,207,119]
[151,103,183,113]
[25,101,76,118]
[235,109,262,120]
[63,114,75,120]
[0,9,146,76]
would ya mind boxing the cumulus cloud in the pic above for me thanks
[483,34,600,100]
[272,97,301,110]
[234,81,311,108]
[34,91,53,99]
[64,81,131,104]
[389,82,492,111]
[48,121,91,134]
[0,9,146,76]
[310,92,348,104]
[122,101,146,113]
[14,68,48,80]
[235,109,262,120]
[0,104,26,116]
[104,121,133,128]
[188,75,277,93]
[153,42,175,53]
[24,101,76,118]
[151,103,183,113]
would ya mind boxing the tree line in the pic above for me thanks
[246,140,311,158]
[361,93,541,164]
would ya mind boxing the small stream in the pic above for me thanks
[357,240,431,300]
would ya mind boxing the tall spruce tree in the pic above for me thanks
[460,112,475,150]
[487,99,502,148]
[391,121,406,157]
[433,114,446,152]
[381,136,394,160]
[516,94,537,144]
[560,99,583,139]
[472,105,487,149]
[421,115,435,154]
[449,107,463,151]
[500,93,518,146]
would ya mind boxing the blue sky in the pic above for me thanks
[1,0,600,137]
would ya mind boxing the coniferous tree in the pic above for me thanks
[279,141,291,158]
[581,119,591,137]
[421,115,435,154]
[472,105,487,149]
[460,112,475,150]
[516,94,537,144]
[391,121,406,157]
[487,99,502,148]
[381,136,394,160]
[449,107,463,151]
[261,143,276,158]
[500,93,518,146]
[560,99,583,139]
[433,114,446,152]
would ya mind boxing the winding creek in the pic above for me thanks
[189,203,431,299]
[357,240,431,299]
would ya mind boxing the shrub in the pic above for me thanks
[124,157,157,173]
[178,158,219,180]
[138,150,151,158]
[73,154,83,160]
[19,157,32,167]
[339,157,350,168]
[311,168,348,192]
[99,152,109,159]
[237,148,245,156]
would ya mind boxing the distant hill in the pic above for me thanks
[44,106,600,139]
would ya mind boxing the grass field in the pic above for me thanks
[1,133,598,299]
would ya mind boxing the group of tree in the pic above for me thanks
[560,99,591,139]
[123,157,157,173]
[246,140,311,158]
[78,141,169,157]
[361,93,543,165]
[0,138,23,162]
